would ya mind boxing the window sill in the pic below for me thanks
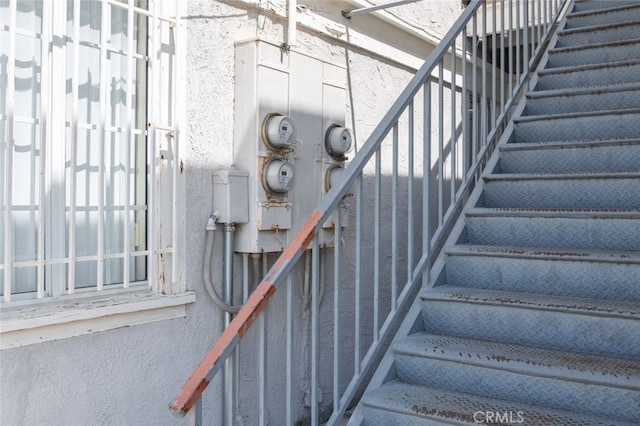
[0,291,196,350]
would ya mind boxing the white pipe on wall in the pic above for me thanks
[288,0,297,46]
[342,0,423,19]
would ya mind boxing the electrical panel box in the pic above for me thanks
[231,39,350,253]
[212,169,250,224]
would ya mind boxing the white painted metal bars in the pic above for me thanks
[38,0,50,300]
[0,0,178,304]
[68,0,81,295]
[3,0,17,303]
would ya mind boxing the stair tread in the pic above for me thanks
[465,212,640,253]
[558,18,640,40]
[573,0,640,9]
[538,58,640,76]
[446,244,640,264]
[513,106,640,123]
[500,138,640,151]
[421,286,640,319]
[362,381,635,425]
[550,36,640,55]
[526,81,640,100]
[569,2,640,18]
[465,207,640,219]
[484,171,640,181]
[394,333,640,389]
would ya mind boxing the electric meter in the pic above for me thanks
[324,164,345,192]
[325,125,353,160]
[263,114,296,150]
[263,159,296,193]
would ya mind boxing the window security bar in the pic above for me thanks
[0,0,179,303]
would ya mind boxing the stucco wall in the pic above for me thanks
[0,1,465,425]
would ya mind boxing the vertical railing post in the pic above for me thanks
[523,0,529,74]
[391,124,398,311]
[462,26,468,178]
[509,0,513,97]
[481,1,488,151]
[259,253,269,426]
[189,398,203,426]
[422,81,431,287]
[354,175,363,375]
[437,63,444,227]
[516,0,521,85]
[311,239,320,425]
[500,0,505,116]
[407,101,415,282]
[333,209,342,417]
[450,44,457,202]
[286,274,293,425]
[491,0,497,128]
[373,150,381,341]
[472,12,478,168]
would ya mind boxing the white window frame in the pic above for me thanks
[0,0,192,349]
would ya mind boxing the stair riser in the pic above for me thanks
[394,355,640,422]
[482,178,640,209]
[445,254,640,301]
[515,112,640,142]
[361,408,439,425]
[536,63,640,90]
[499,144,640,174]
[566,6,640,28]
[548,42,640,68]
[465,216,640,251]
[525,89,640,115]
[573,1,640,13]
[558,23,640,47]
[420,300,640,357]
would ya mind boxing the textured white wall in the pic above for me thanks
[0,1,464,425]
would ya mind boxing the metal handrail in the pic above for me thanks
[170,0,568,423]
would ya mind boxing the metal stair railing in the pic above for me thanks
[170,0,569,424]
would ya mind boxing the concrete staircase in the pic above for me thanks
[354,1,640,424]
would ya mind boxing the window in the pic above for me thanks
[1,0,183,310]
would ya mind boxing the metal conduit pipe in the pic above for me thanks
[242,253,249,303]
[223,223,236,314]
[303,248,325,308]
[203,214,241,314]
[303,249,311,306]
[251,253,261,287]
[222,223,237,426]
[262,251,269,276]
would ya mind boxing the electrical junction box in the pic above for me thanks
[212,168,250,224]
[232,39,350,253]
